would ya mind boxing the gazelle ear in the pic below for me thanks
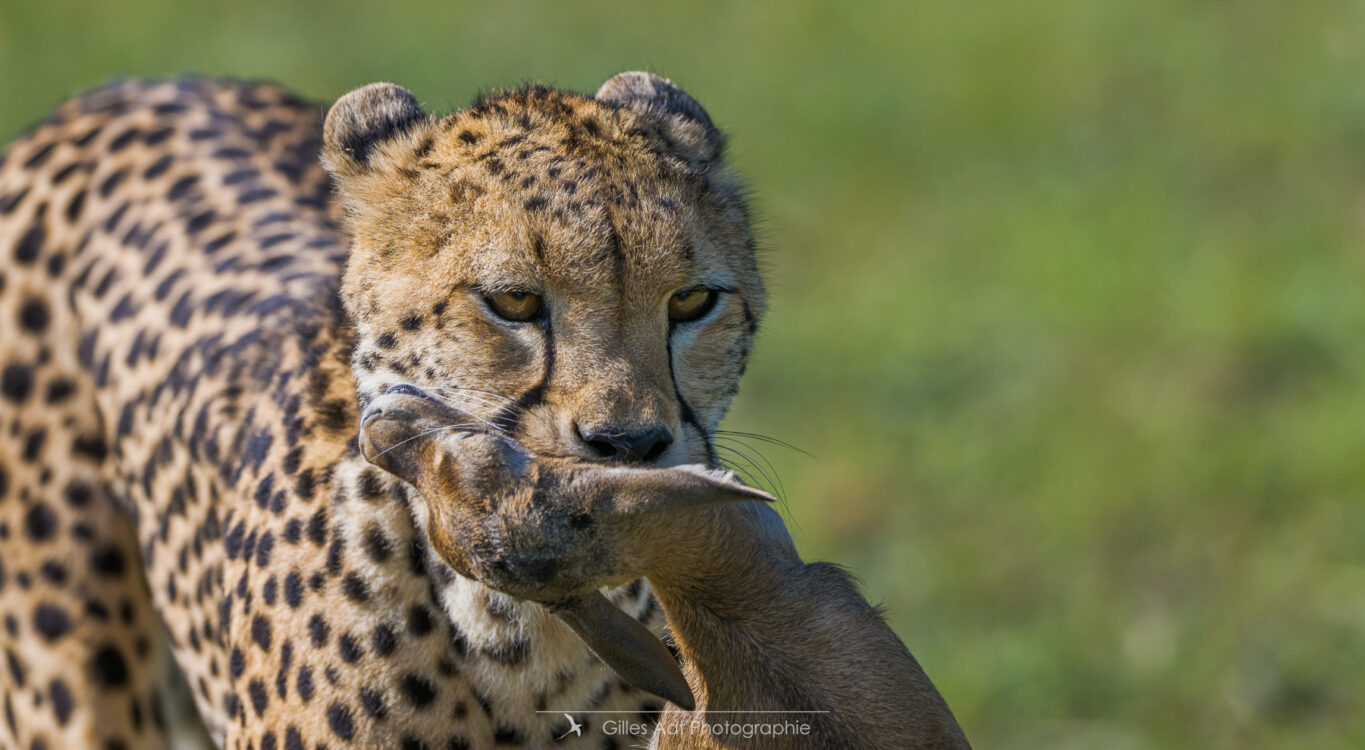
[595,71,725,167]
[323,82,427,175]
[549,593,695,710]
[594,464,774,517]
[357,403,443,486]
[357,387,495,486]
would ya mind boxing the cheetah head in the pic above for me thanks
[322,73,764,468]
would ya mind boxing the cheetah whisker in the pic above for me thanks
[427,385,518,404]
[417,392,514,433]
[360,422,485,462]
[713,429,815,458]
[712,440,785,503]
[423,389,519,429]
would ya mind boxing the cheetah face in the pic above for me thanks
[323,73,764,468]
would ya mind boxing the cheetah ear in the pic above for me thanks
[323,83,427,175]
[595,72,725,167]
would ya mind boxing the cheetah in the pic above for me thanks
[0,73,761,749]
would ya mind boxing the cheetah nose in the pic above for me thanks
[576,424,674,464]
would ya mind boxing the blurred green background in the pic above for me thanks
[3,0,1364,747]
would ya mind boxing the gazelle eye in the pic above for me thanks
[486,290,544,322]
[668,288,718,323]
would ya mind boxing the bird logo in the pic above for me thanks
[558,713,584,739]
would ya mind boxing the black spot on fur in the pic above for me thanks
[108,128,141,152]
[72,433,107,461]
[143,126,173,145]
[45,251,65,277]
[39,561,66,585]
[90,646,129,686]
[252,615,272,651]
[14,221,45,265]
[327,701,355,740]
[223,168,259,185]
[309,613,329,647]
[49,679,73,725]
[306,508,328,546]
[24,503,57,541]
[400,674,437,708]
[6,649,25,687]
[64,189,85,222]
[144,154,174,180]
[256,531,275,567]
[407,605,434,637]
[18,298,49,333]
[99,168,128,198]
[360,687,387,720]
[186,210,216,234]
[204,232,236,254]
[371,624,397,657]
[1,364,34,403]
[284,572,303,608]
[338,633,362,663]
[33,605,71,640]
[225,521,246,560]
[22,429,46,462]
[297,665,315,702]
[52,162,83,184]
[167,175,199,201]
[23,141,56,169]
[71,125,102,145]
[0,187,29,214]
[44,378,75,404]
[249,679,268,716]
[237,188,278,204]
[362,526,392,563]
[91,546,125,576]
[358,469,386,499]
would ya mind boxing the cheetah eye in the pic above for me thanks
[668,288,719,323]
[485,290,544,322]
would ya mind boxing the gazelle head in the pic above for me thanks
[358,385,773,709]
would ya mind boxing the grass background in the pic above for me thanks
[3,0,1363,746]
